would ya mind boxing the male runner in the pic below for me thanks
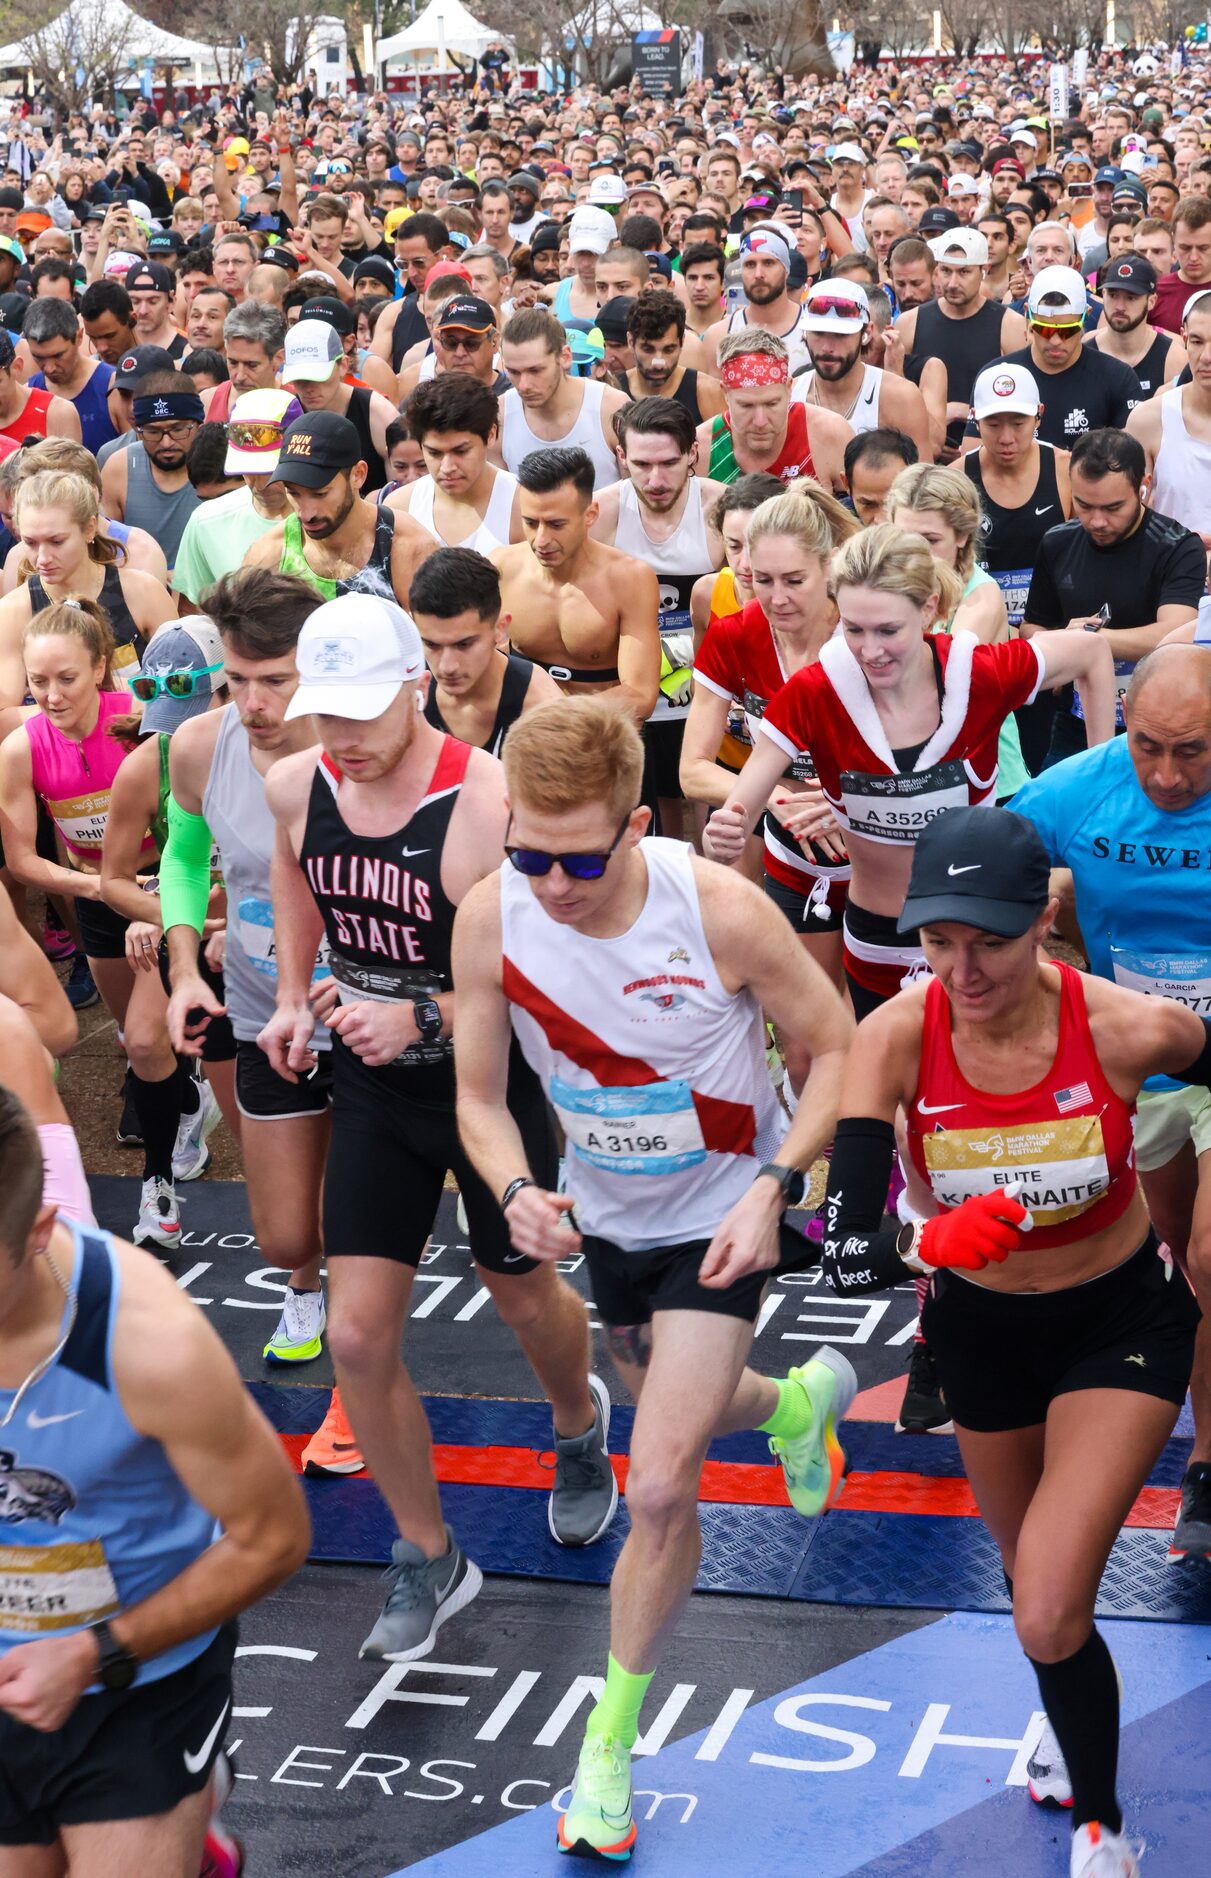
[621,289,724,424]
[282,318,398,491]
[696,327,852,492]
[243,410,432,607]
[1127,286,1211,541]
[390,374,521,551]
[894,230,1027,457]
[412,544,560,753]
[703,227,812,375]
[0,1087,308,1872]
[453,696,855,1860]
[1011,645,1211,1566]
[496,308,628,492]
[398,295,507,401]
[491,445,661,722]
[260,594,617,1660]
[793,279,933,461]
[173,388,300,607]
[1090,254,1186,395]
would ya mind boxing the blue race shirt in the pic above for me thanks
[0,1221,218,1684]
[1011,737,1211,1091]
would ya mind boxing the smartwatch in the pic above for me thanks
[88,1619,138,1691]
[757,1162,807,1208]
[413,997,443,1044]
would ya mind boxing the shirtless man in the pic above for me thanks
[695,327,852,493]
[411,543,560,755]
[494,308,629,493]
[389,375,521,552]
[491,446,660,722]
[793,280,933,462]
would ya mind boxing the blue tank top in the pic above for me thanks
[552,276,575,322]
[29,361,117,456]
[0,1221,218,1685]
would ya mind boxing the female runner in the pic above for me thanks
[822,803,1206,1878]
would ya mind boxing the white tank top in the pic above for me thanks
[500,379,620,491]
[407,468,519,554]
[500,837,784,1251]
[726,303,812,377]
[1149,387,1211,535]
[792,361,883,432]
[613,480,716,725]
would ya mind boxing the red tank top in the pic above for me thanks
[0,385,54,446]
[766,402,816,482]
[906,963,1137,1250]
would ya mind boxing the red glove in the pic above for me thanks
[918,1187,1029,1272]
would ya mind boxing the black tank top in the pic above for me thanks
[622,368,705,426]
[965,442,1062,627]
[299,735,469,1101]
[914,298,1007,446]
[28,565,144,666]
[345,385,386,493]
[1132,331,1172,396]
[423,652,534,756]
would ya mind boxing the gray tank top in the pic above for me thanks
[125,445,200,572]
[202,706,331,1047]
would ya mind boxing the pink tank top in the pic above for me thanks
[26,690,135,859]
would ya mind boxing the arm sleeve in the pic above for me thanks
[158,794,215,937]
[821,1117,908,1295]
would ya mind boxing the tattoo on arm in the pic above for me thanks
[607,1322,652,1370]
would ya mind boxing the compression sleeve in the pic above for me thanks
[821,1117,907,1295]
[1174,1018,1211,1090]
[159,793,214,937]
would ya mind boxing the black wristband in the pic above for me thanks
[500,1176,535,1213]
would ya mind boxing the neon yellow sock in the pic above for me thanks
[758,1375,813,1443]
[586,1653,654,1748]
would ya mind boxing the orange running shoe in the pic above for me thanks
[302,1389,365,1477]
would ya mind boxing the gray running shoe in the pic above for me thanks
[359,1528,483,1662]
[548,1372,618,1547]
[1170,1462,1211,1563]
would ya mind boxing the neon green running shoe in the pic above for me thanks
[557,1731,637,1861]
[769,1346,857,1517]
[263,1287,326,1364]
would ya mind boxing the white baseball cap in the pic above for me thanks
[831,142,867,165]
[1026,264,1087,322]
[972,362,1042,421]
[284,319,344,384]
[285,595,426,722]
[567,205,616,256]
[802,277,870,332]
[947,173,981,197]
[587,173,627,207]
[928,228,989,267]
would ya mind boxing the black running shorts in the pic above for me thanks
[763,868,845,936]
[74,891,129,962]
[156,946,236,1063]
[0,1623,236,1845]
[235,1039,334,1120]
[585,1219,819,1328]
[921,1234,1200,1433]
[323,1043,556,1272]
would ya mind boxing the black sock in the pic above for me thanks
[1003,1570,1014,1602]
[174,1056,201,1116]
[1028,1629,1121,1833]
[129,1070,181,1183]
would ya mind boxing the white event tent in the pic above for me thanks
[0,0,234,81]
[377,0,513,76]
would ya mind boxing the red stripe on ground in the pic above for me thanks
[849,1377,911,1424]
[278,1436,1181,1530]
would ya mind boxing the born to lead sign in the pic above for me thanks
[633,30,681,94]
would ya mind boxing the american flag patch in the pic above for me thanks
[1054,1083,1091,1115]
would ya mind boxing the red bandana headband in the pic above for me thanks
[720,351,789,390]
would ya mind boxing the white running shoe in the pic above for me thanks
[263,1287,327,1364]
[133,1176,181,1251]
[172,1075,221,1182]
[1027,1715,1072,1808]
[1070,1822,1144,1877]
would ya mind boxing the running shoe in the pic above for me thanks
[1169,1461,1211,1564]
[42,911,75,961]
[1069,1821,1143,1877]
[769,1347,857,1517]
[66,955,99,1011]
[1027,1714,1072,1808]
[456,1191,469,1235]
[200,1751,244,1877]
[548,1372,618,1547]
[301,1389,365,1476]
[172,1075,222,1182]
[263,1287,326,1365]
[896,1341,954,1434]
[116,1071,142,1146]
[133,1177,180,1251]
[557,1731,636,1861]
[359,1528,483,1662]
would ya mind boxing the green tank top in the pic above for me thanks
[707,416,739,484]
[152,732,171,856]
[280,513,336,601]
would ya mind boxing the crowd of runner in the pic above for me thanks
[2,40,1211,1877]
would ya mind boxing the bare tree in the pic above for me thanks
[161,0,330,89]
[4,0,141,117]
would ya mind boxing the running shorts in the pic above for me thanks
[842,901,927,1021]
[585,1219,819,1328]
[74,891,129,962]
[157,945,236,1063]
[763,867,845,936]
[1133,1085,1211,1173]
[921,1234,1200,1433]
[235,1039,334,1121]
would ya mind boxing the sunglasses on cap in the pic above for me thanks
[1029,316,1083,334]
[228,419,287,449]
[504,808,635,881]
[129,661,223,703]
[808,293,865,320]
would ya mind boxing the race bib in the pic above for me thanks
[989,567,1031,629]
[0,1539,119,1635]
[923,1116,1110,1227]
[839,761,968,844]
[110,639,141,694]
[47,791,109,849]
[650,605,694,723]
[551,1077,707,1176]
[1072,659,1132,728]
[1111,947,1211,1017]
[237,896,331,983]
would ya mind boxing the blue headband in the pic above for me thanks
[132,391,204,427]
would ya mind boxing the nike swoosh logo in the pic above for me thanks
[26,1407,84,1428]
[400,847,429,858]
[1034,504,1054,515]
[947,863,981,875]
[917,1101,964,1114]
[503,1251,531,1264]
[184,1696,231,1775]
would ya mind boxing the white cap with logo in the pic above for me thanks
[567,206,617,255]
[284,318,344,384]
[285,594,426,722]
[928,228,989,267]
[972,362,1042,421]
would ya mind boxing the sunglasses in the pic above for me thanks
[807,294,864,320]
[228,419,286,449]
[504,808,635,880]
[129,660,223,702]
[1029,318,1083,334]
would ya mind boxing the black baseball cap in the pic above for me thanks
[918,206,962,235]
[299,294,356,336]
[595,294,635,343]
[148,230,185,258]
[1103,255,1157,296]
[125,260,174,294]
[269,411,362,487]
[898,807,1051,937]
[436,295,495,334]
[114,344,178,389]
